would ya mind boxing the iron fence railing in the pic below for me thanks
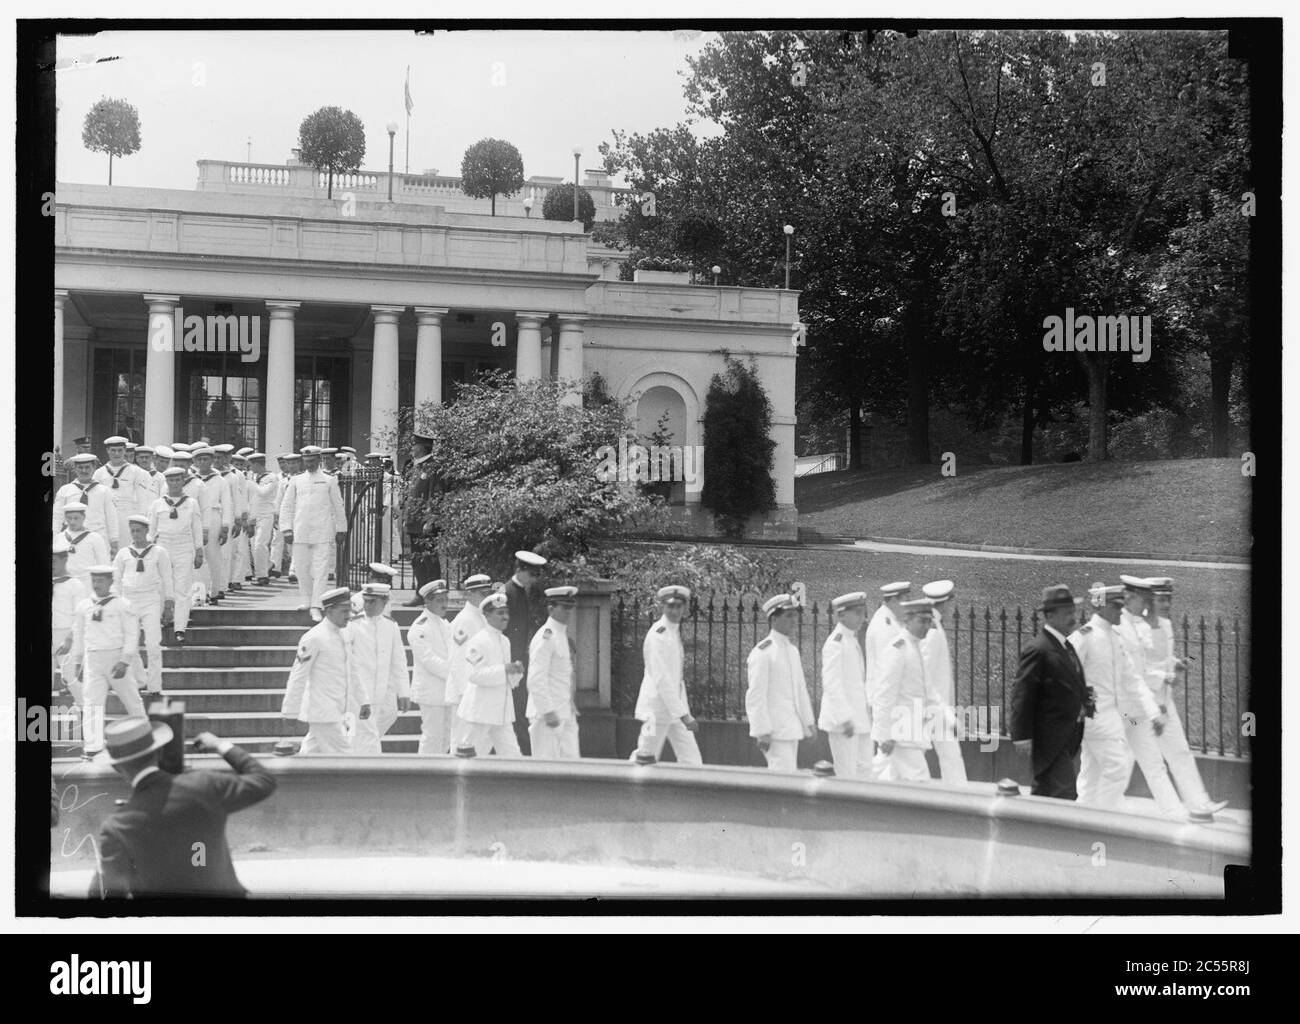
[610,596,1250,758]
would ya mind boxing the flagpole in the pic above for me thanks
[405,111,410,175]
[404,65,411,175]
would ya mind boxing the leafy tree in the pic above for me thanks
[81,97,141,185]
[460,138,525,215]
[542,182,596,230]
[297,106,366,199]
[700,355,777,536]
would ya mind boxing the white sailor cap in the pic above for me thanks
[169,450,193,462]
[127,515,150,527]
[1088,582,1126,607]
[236,447,255,456]
[831,591,867,611]
[419,579,449,598]
[763,593,800,616]
[367,562,397,578]
[52,536,71,555]
[480,592,509,611]
[300,445,323,456]
[544,585,579,603]
[278,451,300,461]
[124,442,138,451]
[656,585,690,604]
[88,564,116,576]
[1147,576,1174,595]
[899,597,936,615]
[211,444,235,454]
[340,446,356,455]
[191,446,215,458]
[62,501,88,513]
[1119,574,1154,591]
[134,445,154,455]
[365,451,388,459]
[103,436,128,447]
[922,580,954,603]
[163,467,187,478]
[69,453,97,465]
[231,452,248,462]
[360,582,392,598]
[320,447,339,455]
[320,586,351,608]
[515,550,548,567]
[462,573,494,591]
[170,443,191,452]
[880,581,912,597]
[248,452,267,461]
[154,446,174,458]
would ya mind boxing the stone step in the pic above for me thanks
[158,667,291,688]
[187,606,442,627]
[179,625,415,646]
[179,710,424,737]
[163,646,298,668]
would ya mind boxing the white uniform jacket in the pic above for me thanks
[53,479,119,546]
[281,619,354,724]
[195,471,235,530]
[634,617,690,723]
[864,603,902,698]
[870,631,937,748]
[1068,614,1160,740]
[149,495,204,550]
[69,594,138,665]
[279,469,346,544]
[112,543,174,604]
[408,610,453,705]
[920,620,955,706]
[746,630,814,741]
[349,613,410,708]
[457,624,517,726]
[444,601,487,705]
[525,618,577,720]
[818,621,870,734]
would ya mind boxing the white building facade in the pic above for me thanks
[53,160,799,538]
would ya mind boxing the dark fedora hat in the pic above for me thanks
[1040,584,1077,612]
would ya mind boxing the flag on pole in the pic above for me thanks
[404,66,413,115]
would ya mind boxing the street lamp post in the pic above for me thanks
[783,224,795,289]
[572,146,583,222]
[523,194,534,218]
[712,264,721,286]
[386,123,398,202]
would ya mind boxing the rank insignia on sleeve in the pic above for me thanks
[542,627,552,638]
[891,636,906,648]
[466,648,483,665]
[757,638,772,650]
[655,625,666,634]
[832,633,842,642]
[454,629,466,644]
[1078,624,1092,634]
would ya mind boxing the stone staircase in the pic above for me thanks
[52,577,462,760]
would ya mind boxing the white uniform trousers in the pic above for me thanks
[827,731,877,780]
[1155,695,1212,808]
[80,649,146,753]
[200,511,224,595]
[1078,735,1131,810]
[381,511,394,564]
[462,721,523,758]
[416,703,451,755]
[933,740,968,784]
[300,721,351,754]
[52,631,74,693]
[447,707,466,753]
[762,738,800,772]
[352,700,400,755]
[128,594,165,694]
[252,514,275,579]
[1122,711,1185,817]
[227,526,250,583]
[529,717,580,759]
[293,542,334,610]
[881,746,930,781]
[158,539,195,632]
[270,527,286,573]
[631,716,702,765]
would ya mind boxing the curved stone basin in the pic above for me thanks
[50,755,1249,899]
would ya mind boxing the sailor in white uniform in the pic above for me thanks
[630,585,702,765]
[457,592,525,758]
[746,593,815,772]
[526,586,581,759]
[871,598,940,782]
[408,579,454,755]
[921,579,967,783]
[281,587,359,754]
[818,591,874,779]
[443,574,494,752]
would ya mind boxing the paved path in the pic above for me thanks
[833,539,1249,570]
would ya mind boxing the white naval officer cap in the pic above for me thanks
[462,573,494,591]
[103,436,128,447]
[360,582,392,598]
[88,564,116,576]
[480,592,509,611]
[127,515,150,527]
[211,444,235,454]
[299,445,323,456]
[340,446,356,454]
[62,501,88,513]
[135,445,154,455]
[831,591,867,611]
[320,447,339,455]
[880,581,912,597]
[367,562,397,578]
[656,585,690,604]
[922,580,954,603]
[1119,574,1154,591]
[515,550,548,567]
[1147,576,1174,595]
[162,467,187,478]
[544,586,578,604]
[69,453,97,464]
[320,587,351,608]
[899,597,936,616]
[419,579,448,598]
[1088,582,1125,607]
[763,593,800,617]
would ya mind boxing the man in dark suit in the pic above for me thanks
[1010,584,1094,800]
[504,550,548,753]
[403,434,439,604]
[96,718,277,898]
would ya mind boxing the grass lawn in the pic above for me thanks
[794,457,1252,559]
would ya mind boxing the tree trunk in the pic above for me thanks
[1020,378,1037,466]
[491,193,496,216]
[108,152,113,186]
[1084,354,1110,461]
[1209,345,1234,457]
[848,398,862,468]
[904,296,931,464]
[326,168,333,200]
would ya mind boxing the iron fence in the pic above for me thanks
[610,596,1250,758]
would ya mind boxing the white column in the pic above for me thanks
[265,301,300,470]
[143,294,180,446]
[54,290,67,452]
[515,312,547,382]
[370,305,405,448]
[555,314,587,406]
[414,307,447,413]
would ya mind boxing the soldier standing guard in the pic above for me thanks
[409,580,454,755]
[68,565,148,760]
[746,593,815,772]
[630,585,702,765]
[818,591,874,779]
[444,574,494,752]
[457,592,525,757]
[281,587,360,754]
[149,467,204,646]
[526,586,581,759]
[113,515,174,698]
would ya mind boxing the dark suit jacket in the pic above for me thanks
[404,462,435,535]
[1010,629,1088,776]
[504,577,542,663]
[97,745,276,898]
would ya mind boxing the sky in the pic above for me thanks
[54,28,718,190]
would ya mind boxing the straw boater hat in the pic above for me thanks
[103,716,173,765]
